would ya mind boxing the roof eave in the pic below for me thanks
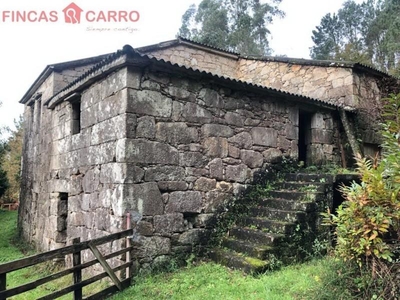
[19,53,113,105]
[19,66,54,104]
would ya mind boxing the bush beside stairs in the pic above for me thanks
[209,173,333,273]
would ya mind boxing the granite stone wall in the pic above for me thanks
[236,59,356,107]
[19,68,131,269]
[19,61,340,271]
[146,46,384,148]
[353,71,383,148]
[236,59,385,147]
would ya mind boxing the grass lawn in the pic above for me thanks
[0,210,75,299]
[1,210,348,300]
[0,210,24,263]
[111,256,346,300]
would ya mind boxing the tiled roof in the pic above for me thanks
[149,36,391,78]
[138,36,240,57]
[46,44,343,111]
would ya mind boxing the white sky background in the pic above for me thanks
[0,0,364,131]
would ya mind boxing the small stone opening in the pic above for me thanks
[57,192,68,244]
[71,101,81,135]
[298,111,312,166]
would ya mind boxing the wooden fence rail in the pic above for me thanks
[0,228,134,300]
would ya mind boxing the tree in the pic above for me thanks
[178,0,285,56]
[0,101,10,200]
[1,116,23,203]
[310,13,342,60]
[311,0,374,64]
[366,0,400,76]
[310,0,400,74]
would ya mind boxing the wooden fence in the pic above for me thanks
[0,203,19,211]
[0,229,134,300]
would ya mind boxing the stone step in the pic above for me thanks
[221,238,274,259]
[276,182,326,193]
[283,173,334,183]
[259,198,317,212]
[268,190,325,202]
[242,217,296,234]
[249,207,306,223]
[229,227,284,245]
[209,248,269,274]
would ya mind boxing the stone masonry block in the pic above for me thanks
[136,116,156,139]
[194,177,217,192]
[124,183,164,216]
[179,152,207,167]
[90,115,126,146]
[201,124,234,138]
[158,181,188,192]
[204,137,228,158]
[224,112,244,127]
[154,213,185,234]
[208,158,224,180]
[228,132,253,149]
[166,191,203,214]
[311,113,325,129]
[156,122,199,145]
[199,88,222,108]
[128,89,172,117]
[225,164,251,183]
[83,167,100,193]
[178,229,209,245]
[240,150,264,168]
[204,191,230,213]
[145,166,185,182]
[137,236,171,258]
[310,129,333,144]
[251,127,278,147]
[100,163,144,184]
[120,139,179,165]
[182,102,213,123]
[263,148,282,163]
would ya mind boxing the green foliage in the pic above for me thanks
[0,110,9,199]
[310,0,400,75]
[178,0,284,55]
[322,93,400,298]
[324,93,400,264]
[0,116,23,203]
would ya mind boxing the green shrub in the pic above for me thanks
[323,93,400,298]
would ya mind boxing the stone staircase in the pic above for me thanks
[209,173,333,273]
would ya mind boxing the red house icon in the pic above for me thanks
[63,3,83,24]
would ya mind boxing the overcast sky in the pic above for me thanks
[0,0,363,131]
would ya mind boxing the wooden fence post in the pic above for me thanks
[0,273,6,300]
[72,238,82,300]
[126,212,131,281]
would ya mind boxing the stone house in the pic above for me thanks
[18,38,393,268]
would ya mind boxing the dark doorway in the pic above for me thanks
[298,111,312,166]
